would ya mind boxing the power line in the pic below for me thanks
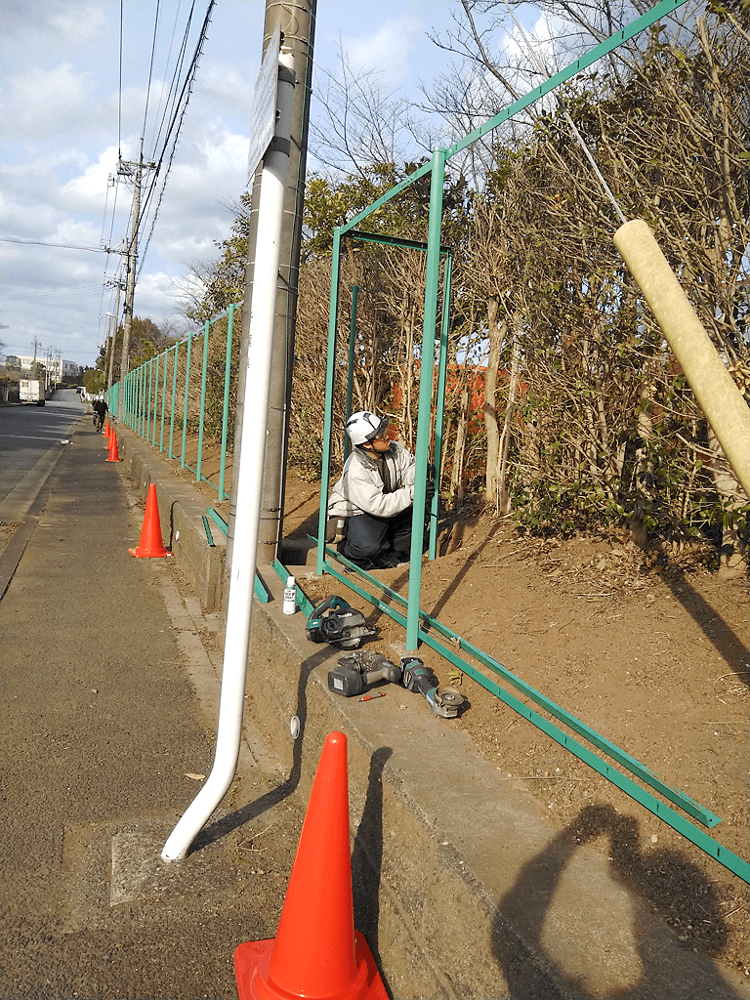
[0,237,110,253]
[142,0,162,141]
[137,1,216,276]
[118,0,124,158]
[2,284,105,301]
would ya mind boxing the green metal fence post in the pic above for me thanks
[138,365,144,436]
[344,284,359,463]
[197,319,210,483]
[182,329,193,468]
[151,355,158,446]
[219,304,235,502]
[316,226,343,575]
[169,342,178,459]
[430,251,452,560]
[406,147,446,650]
[159,347,168,451]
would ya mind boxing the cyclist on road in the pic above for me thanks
[92,397,108,433]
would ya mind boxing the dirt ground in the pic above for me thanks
[267,468,750,985]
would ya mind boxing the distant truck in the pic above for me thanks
[19,379,45,406]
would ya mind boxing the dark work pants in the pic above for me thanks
[338,507,414,567]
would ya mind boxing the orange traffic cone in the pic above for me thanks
[128,483,171,558]
[104,422,112,446]
[105,431,120,462]
[234,732,388,1000]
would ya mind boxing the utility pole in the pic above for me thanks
[106,279,124,396]
[116,138,154,422]
[226,0,316,570]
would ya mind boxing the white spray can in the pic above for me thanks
[283,575,297,615]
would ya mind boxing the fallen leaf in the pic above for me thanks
[185,772,206,781]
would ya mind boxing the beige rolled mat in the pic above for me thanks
[614,218,749,497]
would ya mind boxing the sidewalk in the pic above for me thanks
[2,418,747,999]
[0,422,303,999]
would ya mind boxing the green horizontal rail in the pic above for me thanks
[318,544,718,826]
[313,545,749,884]
[448,0,689,161]
[347,229,450,254]
[205,507,268,602]
[336,0,688,235]
[206,507,228,533]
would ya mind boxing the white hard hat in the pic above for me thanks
[345,411,389,447]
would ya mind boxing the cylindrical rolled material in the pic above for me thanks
[614,219,749,497]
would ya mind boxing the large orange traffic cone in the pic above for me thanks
[234,732,388,1000]
[128,483,170,558]
[105,432,120,462]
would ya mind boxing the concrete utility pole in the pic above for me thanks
[117,138,154,422]
[226,0,316,570]
[106,280,123,396]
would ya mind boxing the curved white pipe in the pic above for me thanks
[162,53,296,862]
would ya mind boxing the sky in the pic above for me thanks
[0,0,477,371]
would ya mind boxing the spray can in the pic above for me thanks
[283,576,297,615]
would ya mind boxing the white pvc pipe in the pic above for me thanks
[162,53,296,862]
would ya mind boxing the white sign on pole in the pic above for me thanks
[247,24,281,185]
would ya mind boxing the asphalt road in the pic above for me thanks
[1,418,303,999]
[0,388,86,512]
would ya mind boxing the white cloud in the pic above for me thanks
[1,0,106,47]
[50,3,107,45]
[340,14,424,86]
[6,63,95,137]
[60,146,119,214]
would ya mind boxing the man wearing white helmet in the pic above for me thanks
[328,410,432,569]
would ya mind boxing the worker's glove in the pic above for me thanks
[425,481,436,505]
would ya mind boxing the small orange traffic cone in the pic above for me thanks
[128,483,171,558]
[104,422,112,446]
[234,732,388,1000]
[105,431,120,462]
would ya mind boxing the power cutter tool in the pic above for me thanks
[401,656,465,718]
[328,650,402,697]
[306,595,377,650]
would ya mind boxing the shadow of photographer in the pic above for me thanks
[491,804,741,999]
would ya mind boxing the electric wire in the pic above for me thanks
[142,0,162,144]
[118,0,124,159]
[2,284,105,301]
[108,1,213,296]
[150,1,195,159]
[137,1,215,277]
[0,237,110,253]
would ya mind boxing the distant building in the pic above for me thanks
[0,355,82,382]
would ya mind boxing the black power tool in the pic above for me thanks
[306,595,377,650]
[400,656,465,718]
[328,650,402,697]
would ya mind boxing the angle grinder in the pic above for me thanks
[400,656,465,718]
[306,594,377,650]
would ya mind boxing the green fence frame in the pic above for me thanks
[113,303,240,501]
